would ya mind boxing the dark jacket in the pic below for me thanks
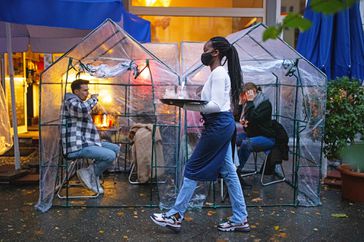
[271,120,289,161]
[242,99,275,138]
[263,120,289,174]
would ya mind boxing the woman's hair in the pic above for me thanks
[242,82,261,94]
[210,36,243,114]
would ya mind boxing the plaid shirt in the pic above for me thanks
[61,93,101,155]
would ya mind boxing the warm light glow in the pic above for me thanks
[139,68,150,80]
[62,72,95,83]
[146,0,157,6]
[160,0,171,7]
[243,17,257,28]
[99,90,112,104]
[5,77,25,83]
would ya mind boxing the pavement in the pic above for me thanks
[0,181,363,242]
[1,137,364,241]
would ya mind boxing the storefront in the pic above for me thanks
[0,0,310,134]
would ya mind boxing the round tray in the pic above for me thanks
[160,98,208,106]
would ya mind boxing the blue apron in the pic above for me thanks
[184,112,235,181]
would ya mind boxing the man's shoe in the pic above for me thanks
[77,166,99,194]
[96,176,104,194]
[218,219,250,232]
[150,213,182,232]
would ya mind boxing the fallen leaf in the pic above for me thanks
[251,225,257,229]
[35,230,44,235]
[99,230,104,234]
[274,226,280,231]
[331,213,348,218]
[313,228,318,231]
[290,210,296,214]
[207,210,216,216]
[184,215,193,222]
[123,235,128,240]
[117,212,124,217]
[251,197,263,203]
[279,232,288,238]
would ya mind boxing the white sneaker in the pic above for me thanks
[77,166,99,193]
[96,176,104,194]
[218,219,250,232]
[150,212,182,233]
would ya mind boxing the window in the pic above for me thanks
[142,16,262,43]
[131,0,263,8]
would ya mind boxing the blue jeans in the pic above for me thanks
[166,144,248,223]
[236,133,275,169]
[67,142,120,176]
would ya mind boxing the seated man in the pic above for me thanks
[61,79,120,194]
[236,82,275,173]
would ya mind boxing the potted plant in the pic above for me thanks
[324,77,364,202]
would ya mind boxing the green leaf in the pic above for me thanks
[310,0,358,14]
[262,26,281,41]
[282,13,312,31]
[331,213,349,218]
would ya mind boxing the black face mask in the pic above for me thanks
[201,51,214,66]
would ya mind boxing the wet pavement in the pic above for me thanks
[0,181,363,242]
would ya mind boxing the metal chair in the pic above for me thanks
[56,152,101,199]
[240,150,286,186]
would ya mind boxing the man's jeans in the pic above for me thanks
[67,142,120,176]
[236,133,275,170]
[166,144,248,224]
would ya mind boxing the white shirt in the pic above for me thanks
[184,66,231,114]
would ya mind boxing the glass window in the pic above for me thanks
[141,16,262,43]
[132,0,263,8]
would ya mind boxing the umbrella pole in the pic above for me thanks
[5,23,21,170]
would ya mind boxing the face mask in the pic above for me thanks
[201,51,213,66]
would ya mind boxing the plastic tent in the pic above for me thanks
[181,23,327,207]
[36,20,179,212]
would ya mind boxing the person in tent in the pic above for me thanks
[150,37,250,233]
[236,82,275,173]
[61,79,120,194]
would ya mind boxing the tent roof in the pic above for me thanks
[183,23,326,81]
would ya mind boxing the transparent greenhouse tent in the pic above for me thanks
[181,23,327,207]
[36,20,182,212]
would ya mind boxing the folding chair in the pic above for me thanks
[240,150,286,186]
[56,150,101,199]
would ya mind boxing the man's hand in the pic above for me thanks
[91,94,99,99]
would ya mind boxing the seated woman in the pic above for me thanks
[236,82,275,172]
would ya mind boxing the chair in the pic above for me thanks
[56,149,101,199]
[240,150,286,186]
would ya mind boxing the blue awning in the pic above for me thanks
[297,0,364,83]
[0,0,150,43]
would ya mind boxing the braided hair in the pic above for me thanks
[210,36,243,115]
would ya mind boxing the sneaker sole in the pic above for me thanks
[77,171,99,194]
[150,215,181,233]
[218,226,250,232]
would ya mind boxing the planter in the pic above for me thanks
[338,164,364,202]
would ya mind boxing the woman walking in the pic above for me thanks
[151,36,249,233]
